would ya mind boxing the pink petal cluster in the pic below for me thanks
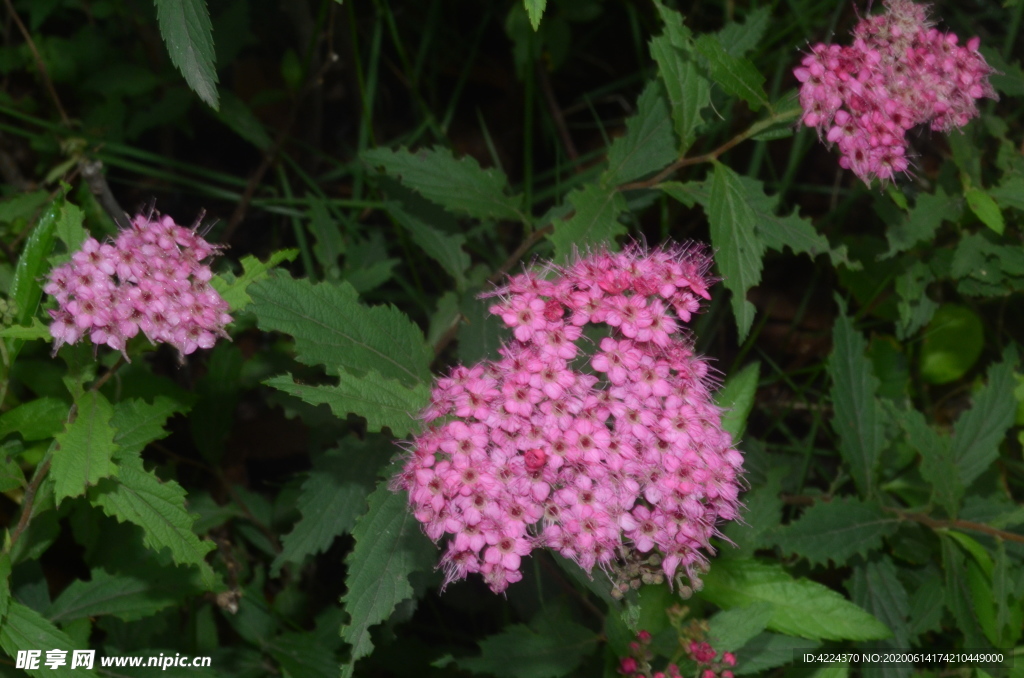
[45,212,231,357]
[795,0,996,183]
[393,243,744,594]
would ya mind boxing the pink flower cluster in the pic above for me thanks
[687,641,737,678]
[619,631,683,678]
[45,212,231,357]
[393,244,744,594]
[795,0,996,183]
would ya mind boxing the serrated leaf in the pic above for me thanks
[849,557,910,649]
[0,601,92,677]
[990,175,1024,211]
[340,484,436,678]
[895,261,938,339]
[0,397,69,441]
[268,631,340,678]
[602,80,677,186]
[211,248,299,313]
[716,362,759,441]
[266,370,428,438]
[5,197,58,368]
[548,184,627,262]
[940,536,989,648]
[651,0,692,48]
[707,162,764,340]
[896,405,963,516]
[776,498,899,566]
[716,7,770,57]
[457,605,598,678]
[249,273,433,386]
[45,568,178,623]
[111,396,188,458]
[966,188,1006,235]
[950,350,1017,487]
[90,462,216,588]
[723,466,784,556]
[389,202,470,288]
[735,174,851,267]
[883,188,961,258]
[734,632,821,675]
[0,317,50,340]
[272,442,384,575]
[693,34,768,111]
[950,233,1024,296]
[650,35,710,153]
[51,391,118,505]
[829,297,886,497]
[53,198,86,254]
[907,572,944,639]
[708,602,773,653]
[700,559,892,641]
[524,0,546,30]
[154,0,219,109]
[363,147,524,222]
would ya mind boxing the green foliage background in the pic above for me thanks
[0,0,1023,676]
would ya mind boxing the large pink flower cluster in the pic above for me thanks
[393,244,744,594]
[45,212,231,357]
[795,0,996,183]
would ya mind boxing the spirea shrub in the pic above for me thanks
[795,0,996,183]
[45,211,231,358]
[393,244,744,594]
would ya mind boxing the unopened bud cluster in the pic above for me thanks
[393,243,744,594]
[45,212,231,357]
[795,0,996,183]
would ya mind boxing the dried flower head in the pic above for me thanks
[392,243,744,594]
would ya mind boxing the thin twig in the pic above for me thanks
[536,62,580,166]
[80,159,130,229]
[2,0,70,125]
[8,458,52,547]
[886,507,1024,545]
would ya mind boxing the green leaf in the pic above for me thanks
[700,559,892,641]
[272,441,384,575]
[950,350,1017,487]
[723,466,784,557]
[602,80,677,186]
[919,303,984,384]
[111,396,188,458]
[45,568,178,623]
[829,297,886,497]
[708,602,774,653]
[154,0,219,109]
[217,91,272,151]
[650,35,710,153]
[735,175,851,267]
[90,461,216,588]
[965,187,1005,235]
[848,557,910,648]
[0,397,69,441]
[249,272,433,386]
[0,552,11,619]
[266,370,428,437]
[363,147,524,222]
[950,232,1024,296]
[457,605,599,678]
[211,248,299,313]
[896,406,963,516]
[716,7,771,57]
[990,175,1024,211]
[523,0,546,30]
[940,536,989,648]
[883,188,961,258]
[0,317,50,341]
[707,162,764,340]
[895,261,938,339]
[651,0,692,48]
[51,391,118,505]
[340,484,436,677]
[5,197,59,367]
[53,198,87,254]
[775,498,899,567]
[693,34,768,111]
[548,184,627,263]
[716,362,759,441]
[0,601,92,677]
[268,631,340,678]
[389,202,470,289]
[734,632,820,676]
